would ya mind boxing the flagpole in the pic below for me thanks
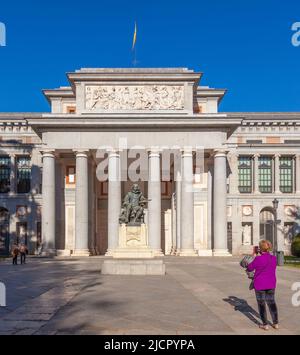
[133,44,137,67]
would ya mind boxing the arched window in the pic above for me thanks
[259,207,275,246]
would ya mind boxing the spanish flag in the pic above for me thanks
[132,22,137,50]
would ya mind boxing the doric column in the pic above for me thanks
[148,149,163,256]
[274,154,281,194]
[254,153,260,194]
[175,176,181,255]
[106,150,121,255]
[213,150,231,256]
[180,149,197,256]
[9,154,16,194]
[229,152,239,194]
[295,155,300,194]
[41,150,56,256]
[171,192,177,255]
[74,150,90,256]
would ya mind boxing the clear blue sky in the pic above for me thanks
[0,0,299,112]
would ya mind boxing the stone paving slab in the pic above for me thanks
[0,256,299,335]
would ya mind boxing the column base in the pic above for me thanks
[56,249,71,257]
[170,247,177,255]
[213,249,232,257]
[41,249,57,257]
[198,249,213,256]
[72,249,90,257]
[152,249,164,257]
[105,249,114,257]
[179,249,198,257]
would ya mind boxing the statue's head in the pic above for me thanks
[131,183,140,193]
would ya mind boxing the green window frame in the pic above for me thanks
[280,156,293,193]
[0,156,11,193]
[238,156,252,193]
[259,156,273,193]
[17,156,31,193]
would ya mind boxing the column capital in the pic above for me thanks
[107,149,121,156]
[181,147,194,156]
[253,153,260,158]
[213,149,228,158]
[147,146,162,155]
[73,149,90,158]
[40,150,56,159]
[274,153,281,158]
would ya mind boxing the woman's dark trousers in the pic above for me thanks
[255,289,278,325]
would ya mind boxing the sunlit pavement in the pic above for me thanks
[0,256,299,335]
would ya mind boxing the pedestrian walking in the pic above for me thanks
[19,244,28,264]
[11,244,19,265]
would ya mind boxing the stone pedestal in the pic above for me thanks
[112,224,153,258]
[102,223,166,275]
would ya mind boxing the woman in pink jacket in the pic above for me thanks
[247,240,279,331]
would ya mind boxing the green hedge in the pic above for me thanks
[291,236,300,257]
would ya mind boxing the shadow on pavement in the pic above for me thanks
[223,296,261,326]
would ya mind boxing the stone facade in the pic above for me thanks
[0,68,299,257]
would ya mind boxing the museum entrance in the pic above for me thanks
[0,207,9,256]
[95,179,173,255]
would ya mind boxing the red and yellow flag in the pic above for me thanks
[132,22,137,50]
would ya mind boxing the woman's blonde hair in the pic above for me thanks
[259,239,272,252]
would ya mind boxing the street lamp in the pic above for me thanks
[272,198,284,266]
[272,199,279,255]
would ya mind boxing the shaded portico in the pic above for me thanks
[29,114,240,257]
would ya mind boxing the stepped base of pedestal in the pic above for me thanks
[111,247,154,259]
[101,258,166,275]
[213,249,232,257]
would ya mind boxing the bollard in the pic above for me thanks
[276,251,285,267]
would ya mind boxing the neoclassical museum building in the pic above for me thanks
[0,68,299,257]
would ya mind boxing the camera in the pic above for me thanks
[253,246,260,255]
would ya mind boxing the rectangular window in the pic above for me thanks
[259,156,272,193]
[66,166,76,185]
[280,157,293,193]
[17,156,31,193]
[0,156,10,193]
[238,156,252,193]
[67,106,76,114]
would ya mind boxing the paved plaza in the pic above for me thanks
[0,256,299,335]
